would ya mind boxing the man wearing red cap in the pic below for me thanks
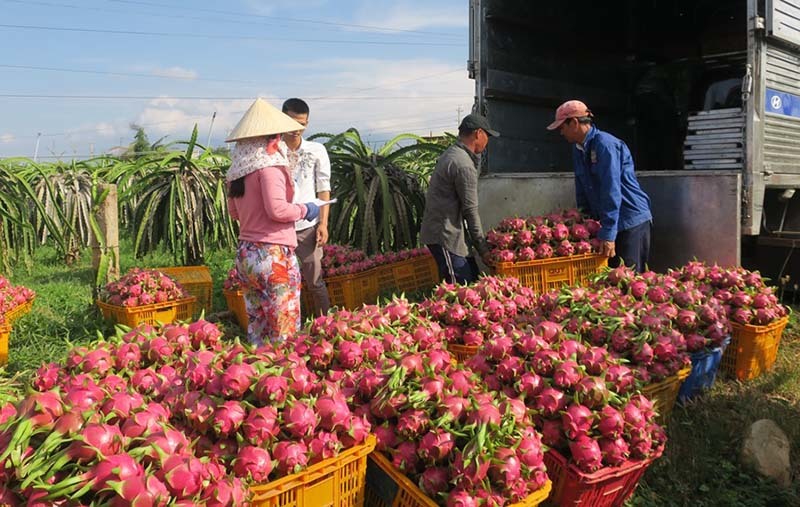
[547,100,653,272]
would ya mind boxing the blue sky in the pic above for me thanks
[0,0,472,159]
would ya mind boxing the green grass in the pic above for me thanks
[2,242,238,380]
[629,317,800,507]
[2,246,799,506]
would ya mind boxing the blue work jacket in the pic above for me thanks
[572,126,652,241]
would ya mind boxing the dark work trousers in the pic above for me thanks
[609,220,652,273]
[427,244,479,285]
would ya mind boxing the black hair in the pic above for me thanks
[563,116,593,127]
[458,126,478,138]
[282,98,309,115]
[228,177,245,198]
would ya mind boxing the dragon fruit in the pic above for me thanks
[418,429,455,464]
[569,435,603,472]
[233,446,273,482]
[599,437,630,466]
[561,404,594,440]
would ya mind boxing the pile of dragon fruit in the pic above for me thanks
[98,268,189,307]
[285,298,550,504]
[0,320,370,506]
[486,208,602,264]
[465,334,666,473]
[223,246,432,289]
[2,257,786,506]
[418,276,538,347]
[0,276,35,315]
[321,244,430,278]
[320,244,376,277]
[671,261,789,327]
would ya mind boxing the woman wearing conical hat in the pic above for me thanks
[226,98,327,345]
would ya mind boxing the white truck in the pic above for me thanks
[470,0,800,281]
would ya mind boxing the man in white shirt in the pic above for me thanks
[282,98,331,315]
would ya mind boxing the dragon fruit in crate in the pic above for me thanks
[486,208,603,263]
[99,268,189,307]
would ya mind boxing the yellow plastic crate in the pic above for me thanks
[324,269,380,310]
[722,316,789,381]
[227,286,318,325]
[5,299,34,325]
[97,297,196,328]
[492,253,608,293]
[365,451,551,507]
[376,255,439,295]
[641,366,692,426]
[156,266,212,316]
[447,343,479,363]
[0,324,9,366]
[223,288,248,330]
[250,435,376,507]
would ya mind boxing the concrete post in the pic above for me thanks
[90,183,120,284]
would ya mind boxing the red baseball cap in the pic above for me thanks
[546,100,592,130]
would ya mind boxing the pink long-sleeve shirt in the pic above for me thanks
[228,166,308,248]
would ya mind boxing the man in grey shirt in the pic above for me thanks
[420,113,498,284]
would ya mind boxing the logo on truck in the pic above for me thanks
[770,95,782,110]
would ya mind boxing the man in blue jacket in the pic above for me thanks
[547,100,653,272]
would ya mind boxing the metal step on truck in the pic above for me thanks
[469,0,800,283]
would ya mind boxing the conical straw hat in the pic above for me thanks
[226,98,305,142]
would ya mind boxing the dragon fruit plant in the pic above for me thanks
[486,208,602,264]
[99,268,189,307]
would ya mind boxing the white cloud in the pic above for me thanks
[150,66,199,80]
[133,98,263,145]
[285,58,473,139]
[92,123,120,139]
[0,56,473,158]
[352,1,466,31]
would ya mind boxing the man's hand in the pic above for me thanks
[601,240,616,258]
[316,224,329,245]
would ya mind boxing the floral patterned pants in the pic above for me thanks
[235,241,301,346]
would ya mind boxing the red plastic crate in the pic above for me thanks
[365,450,551,507]
[543,449,656,507]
